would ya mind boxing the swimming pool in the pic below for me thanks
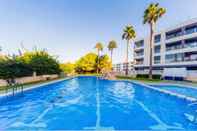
[150,84,197,99]
[0,76,197,130]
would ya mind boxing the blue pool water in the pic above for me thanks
[0,76,197,130]
[150,84,197,99]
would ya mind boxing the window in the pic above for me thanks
[154,45,161,53]
[165,54,175,63]
[154,56,161,64]
[154,34,161,43]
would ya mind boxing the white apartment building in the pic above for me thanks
[113,62,134,75]
[134,18,197,81]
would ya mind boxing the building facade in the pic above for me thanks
[113,62,134,76]
[134,18,197,81]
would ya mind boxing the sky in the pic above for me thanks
[0,0,197,64]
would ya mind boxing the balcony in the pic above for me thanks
[134,40,144,49]
[184,42,197,48]
[166,29,183,40]
[154,34,161,43]
[184,26,197,35]
[165,52,197,63]
[154,45,161,54]
[135,61,144,65]
[166,41,182,51]
[134,50,144,57]
[135,58,144,65]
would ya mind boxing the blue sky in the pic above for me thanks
[0,0,197,63]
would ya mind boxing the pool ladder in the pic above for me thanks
[5,83,24,96]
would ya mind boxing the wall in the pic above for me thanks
[186,70,197,82]
[0,74,59,87]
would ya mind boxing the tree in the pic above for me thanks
[122,25,136,75]
[75,53,97,73]
[60,62,75,75]
[98,55,112,73]
[74,52,112,74]
[95,43,103,74]
[143,3,166,79]
[20,50,61,75]
[108,40,117,63]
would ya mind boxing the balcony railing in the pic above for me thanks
[166,26,197,40]
[185,27,197,35]
[166,32,183,40]
[135,61,143,65]
[166,56,197,63]
[166,42,197,51]
[184,42,197,48]
[154,60,161,64]
[134,52,144,57]
[166,44,183,51]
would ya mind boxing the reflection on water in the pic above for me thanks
[106,82,135,104]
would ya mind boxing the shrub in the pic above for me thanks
[0,57,32,79]
[21,50,61,75]
[0,50,61,79]
[136,74,161,79]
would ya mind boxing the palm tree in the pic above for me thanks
[122,25,136,75]
[95,42,103,73]
[108,40,117,63]
[143,3,166,79]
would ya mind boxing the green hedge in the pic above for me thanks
[136,74,161,79]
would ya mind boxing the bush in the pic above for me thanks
[0,57,32,79]
[20,50,61,75]
[0,50,61,79]
[136,74,161,79]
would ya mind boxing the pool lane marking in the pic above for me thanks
[96,87,101,128]
[84,79,114,130]
[135,100,183,130]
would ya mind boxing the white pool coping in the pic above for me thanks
[0,76,75,98]
[149,82,197,90]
